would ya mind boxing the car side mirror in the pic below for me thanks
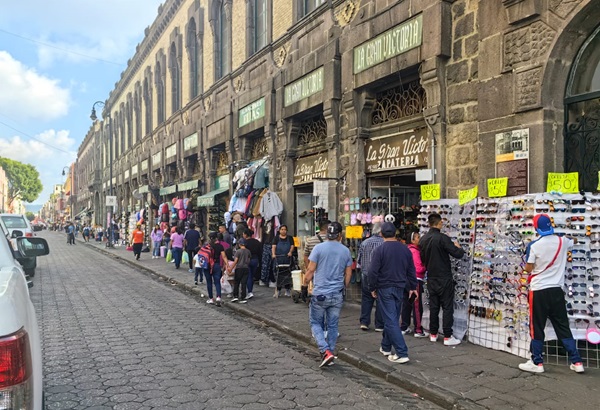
[11,230,24,238]
[16,237,50,257]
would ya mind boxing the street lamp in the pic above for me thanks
[90,100,115,248]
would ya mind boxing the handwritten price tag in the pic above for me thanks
[458,186,478,205]
[546,172,579,194]
[487,178,508,198]
[421,184,441,201]
[345,225,363,239]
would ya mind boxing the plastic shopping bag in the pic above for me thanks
[221,274,233,294]
[166,249,173,263]
[182,251,189,264]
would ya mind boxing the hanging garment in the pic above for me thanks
[260,191,283,221]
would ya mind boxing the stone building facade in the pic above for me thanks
[75,0,600,236]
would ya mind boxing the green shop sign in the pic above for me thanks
[353,14,423,74]
[284,67,324,107]
[239,97,265,128]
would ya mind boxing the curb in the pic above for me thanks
[84,241,484,410]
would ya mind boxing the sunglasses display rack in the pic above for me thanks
[418,200,476,341]
[467,196,536,359]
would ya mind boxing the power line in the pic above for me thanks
[0,28,125,67]
[0,119,73,154]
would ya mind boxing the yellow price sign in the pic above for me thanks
[597,171,600,191]
[458,186,478,205]
[421,184,441,201]
[487,177,508,198]
[345,225,363,239]
[546,172,579,194]
[293,236,301,248]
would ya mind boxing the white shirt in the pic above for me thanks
[526,235,573,291]
[193,254,202,268]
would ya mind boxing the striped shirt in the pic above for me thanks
[357,235,384,274]
[304,232,326,257]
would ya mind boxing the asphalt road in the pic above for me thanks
[30,231,441,410]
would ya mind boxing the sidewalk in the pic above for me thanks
[78,235,598,410]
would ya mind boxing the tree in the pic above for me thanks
[25,211,35,221]
[0,158,43,205]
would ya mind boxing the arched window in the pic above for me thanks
[565,24,600,191]
[126,98,133,150]
[187,18,202,99]
[300,0,325,18]
[249,0,268,55]
[156,60,166,124]
[169,42,181,114]
[143,71,153,135]
[217,1,231,79]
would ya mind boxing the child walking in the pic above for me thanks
[228,239,251,303]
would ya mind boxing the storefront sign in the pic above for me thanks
[239,97,265,127]
[420,184,441,201]
[178,180,199,191]
[138,185,149,194]
[487,178,508,198]
[547,172,579,194]
[346,226,363,239]
[183,133,198,151]
[354,14,423,74]
[458,186,478,205]
[365,130,428,173]
[293,153,328,185]
[160,185,177,195]
[165,143,177,159]
[284,67,324,107]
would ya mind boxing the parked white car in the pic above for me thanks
[0,214,37,277]
[0,223,49,409]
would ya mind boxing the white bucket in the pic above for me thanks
[291,270,302,291]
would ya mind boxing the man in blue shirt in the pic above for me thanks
[303,221,352,367]
[368,222,417,364]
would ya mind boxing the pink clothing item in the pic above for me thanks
[170,232,184,248]
[408,244,426,280]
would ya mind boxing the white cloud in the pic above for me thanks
[0,52,70,121]
[0,129,77,203]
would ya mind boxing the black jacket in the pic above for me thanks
[419,228,465,280]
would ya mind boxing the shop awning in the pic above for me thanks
[178,180,200,191]
[74,208,89,219]
[197,187,229,207]
[159,185,177,195]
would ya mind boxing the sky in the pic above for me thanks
[0,0,164,208]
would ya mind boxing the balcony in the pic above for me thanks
[88,170,101,190]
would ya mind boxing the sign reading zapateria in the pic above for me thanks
[354,14,423,74]
[293,153,328,185]
[284,67,324,107]
[365,130,428,173]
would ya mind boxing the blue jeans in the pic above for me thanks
[204,264,222,299]
[247,258,259,293]
[153,241,161,257]
[194,267,203,283]
[309,292,344,353]
[360,274,384,329]
[378,287,408,357]
[172,247,183,268]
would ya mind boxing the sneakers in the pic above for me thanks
[379,347,391,357]
[401,328,413,336]
[226,294,233,298]
[570,362,585,373]
[194,281,198,285]
[430,334,438,342]
[245,293,254,300]
[444,336,461,346]
[269,281,276,288]
[188,269,194,273]
[360,324,369,331]
[206,298,214,304]
[388,354,410,364]
[260,281,269,287]
[231,297,239,303]
[319,350,335,368]
[239,300,247,304]
[519,360,545,373]
[215,297,222,307]
[414,331,430,338]
[374,328,384,332]
[284,289,291,297]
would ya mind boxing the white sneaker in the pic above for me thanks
[231,297,239,303]
[245,293,254,300]
[269,281,276,288]
[443,336,461,346]
[519,360,544,373]
[215,297,222,307]
[206,299,214,304]
[388,354,410,364]
[239,300,247,304]
[414,331,430,338]
[570,362,585,373]
[379,347,391,357]
[226,294,233,298]
[284,289,291,297]
[430,334,438,342]
[188,269,194,273]
[401,328,413,336]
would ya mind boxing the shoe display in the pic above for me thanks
[414,332,430,338]
[430,334,438,342]
[388,355,410,364]
[206,299,214,304]
[570,362,585,373]
[360,324,369,331]
[519,360,544,373]
[379,347,391,356]
[320,350,335,368]
[443,336,461,346]
[245,293,254,300]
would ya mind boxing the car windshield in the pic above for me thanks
[1,216,28,229]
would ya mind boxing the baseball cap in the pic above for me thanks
[238,238,247,246]
[533,214,554,236]
[327,222,343,239]
[380,222,396,237]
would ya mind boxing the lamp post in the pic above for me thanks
[90,101,114,248]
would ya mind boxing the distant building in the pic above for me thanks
[0,166,7,213]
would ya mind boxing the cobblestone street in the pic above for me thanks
[30,232,440,410]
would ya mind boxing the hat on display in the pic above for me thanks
[384,214,395,223]
[533,214,554,236]
[327,222,343,239]
[380,222,396,237]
